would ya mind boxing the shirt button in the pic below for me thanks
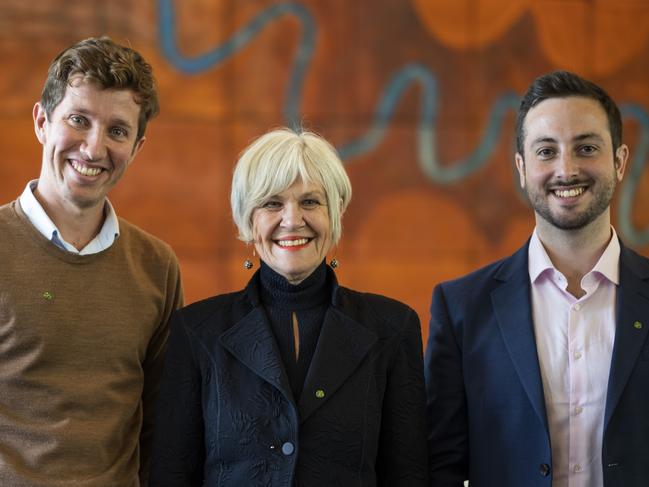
[574,464,582,473]
[281,442,295,456]
[574,352,582,359]
[575,406,583,414]
[574,303,581,311]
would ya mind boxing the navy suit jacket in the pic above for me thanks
[150,268,428,486]
[425,241,649,487]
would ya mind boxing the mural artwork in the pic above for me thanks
[2,0,649,340]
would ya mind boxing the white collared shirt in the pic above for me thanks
[528,228,619,487]
[19,180,120,255]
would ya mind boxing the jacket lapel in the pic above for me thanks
[298,306,377,423]
[491,244,549,431]
[605,245,649,428]
[219,306,295,406]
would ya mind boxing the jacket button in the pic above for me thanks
[281,442,295,456]
[539,463,551,477]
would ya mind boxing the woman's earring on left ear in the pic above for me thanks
[244,248,255,270]
[329,246,339,268]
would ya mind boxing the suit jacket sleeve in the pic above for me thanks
[140,252,184,487]
[376,306,429,486]
[149,310,205,487]
[425,283,468,486]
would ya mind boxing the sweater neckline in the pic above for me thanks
[12,199,116,264]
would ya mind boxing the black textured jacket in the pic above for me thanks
[150,267,428,486]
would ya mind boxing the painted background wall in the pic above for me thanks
[2,0,649,343]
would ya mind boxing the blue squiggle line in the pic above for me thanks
[339,64,520,183]
[157,0,649,246]
[158,0,315,128]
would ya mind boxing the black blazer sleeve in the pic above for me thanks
[150,311,205,486]
[376,306,429,486]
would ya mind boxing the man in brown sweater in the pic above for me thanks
[0,37,183,486]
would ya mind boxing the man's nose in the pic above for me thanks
[80,129,107,161]
[556,152,579,179]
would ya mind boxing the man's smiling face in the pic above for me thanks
[515,96,627,231]
[33,75,144,213]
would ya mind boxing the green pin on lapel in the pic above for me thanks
[42,291,53,300]
[634,321,643,330]
[315,389,325,399]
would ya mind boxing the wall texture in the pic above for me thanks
[2,0,649,342]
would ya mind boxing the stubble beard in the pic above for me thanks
[526,174,617,231]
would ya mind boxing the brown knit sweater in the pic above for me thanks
[0,200,183,487]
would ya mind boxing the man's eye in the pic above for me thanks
[110,127,128,138]
[536,148,555,159]
[579,145,597,155]
[69,115,87,126]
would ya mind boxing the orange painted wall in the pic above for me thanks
[2,0,649,344]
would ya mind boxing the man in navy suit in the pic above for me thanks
[425,71,649,487]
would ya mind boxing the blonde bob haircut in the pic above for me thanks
[231,128,352,244]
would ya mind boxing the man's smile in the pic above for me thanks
[69,159,105,177]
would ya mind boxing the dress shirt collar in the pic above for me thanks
[529,227,620,286]
[19,179,120,255]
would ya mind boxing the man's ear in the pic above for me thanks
[33,102,48,145]
[614,144,629,182]
[515,153,526,189]
[128,136,146,163]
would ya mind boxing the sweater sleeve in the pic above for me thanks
[139,251,184,486]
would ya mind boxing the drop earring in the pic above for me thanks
[244,248,255,270]
[329,245,340,268]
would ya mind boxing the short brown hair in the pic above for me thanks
[41,36,159,141]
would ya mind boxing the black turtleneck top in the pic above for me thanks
[259,260,330,401]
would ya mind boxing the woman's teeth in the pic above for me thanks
[277,238,309,247]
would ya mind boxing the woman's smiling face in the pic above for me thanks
[251,179,333,284]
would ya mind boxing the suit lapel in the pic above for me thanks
[298,306,377,423]
[491,245,549,431]
[219,306,295,406]
[605,246,649,428]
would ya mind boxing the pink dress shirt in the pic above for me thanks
[528,228,619,487]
